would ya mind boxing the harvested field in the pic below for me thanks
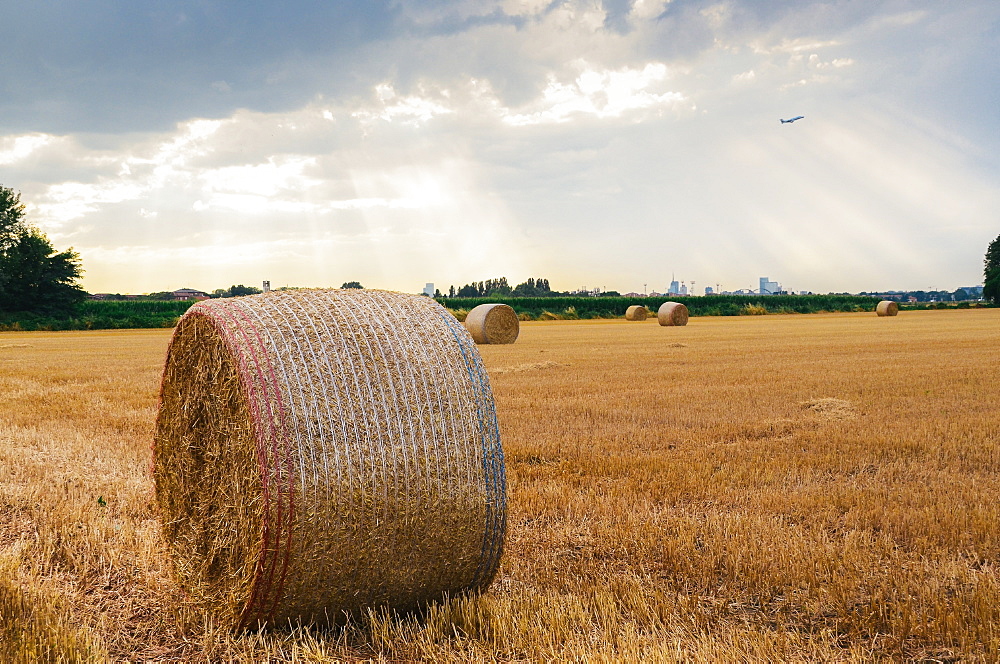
[1,310,999,661]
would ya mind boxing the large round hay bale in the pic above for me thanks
[625,305,648,321]
[876,300,899,317]
[657,301,689,326]
[464,303,519,344]
[153,289,506,629]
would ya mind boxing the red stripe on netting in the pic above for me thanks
[227,301,296,627]
[203,303,288,628]
[192,306,277,627]
[216,303,284,628]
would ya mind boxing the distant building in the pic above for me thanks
[668,280,680,295]
[704,286,714,295]
[624,292,642,298]
[679,283,688,296]
[172,288,210,301]
[759,277,779,295]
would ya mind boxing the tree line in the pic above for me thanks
[1,183,999,325]
[445,277,561,298]
[860,287,985,303]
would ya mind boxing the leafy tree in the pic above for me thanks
[512,277,553,297]
[230,284,261,297]
[485,277,511,296]
[985,233,1000,304]
[0,186,85,315]
[212,284,262,298]
[0,187,27,248]
[341,281,363,289]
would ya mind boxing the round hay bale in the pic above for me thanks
[876,300,899,317]
[657,301,689,326]
[624,305,648,321]
[464,303,519,344]
[153,289,506,629]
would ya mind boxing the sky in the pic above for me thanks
[1,0,998,296]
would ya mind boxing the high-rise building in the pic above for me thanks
[669,280,680,295]
[422,282,435,296]
[759,277,779,295]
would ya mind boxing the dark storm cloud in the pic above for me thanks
[1,0,400,133]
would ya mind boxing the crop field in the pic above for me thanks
[1,309,999,661]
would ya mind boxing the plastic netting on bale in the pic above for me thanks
[153,289,506,629]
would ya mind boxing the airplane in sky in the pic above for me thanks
[780,116,805,124]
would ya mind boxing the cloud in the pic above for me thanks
[0,1,400,133]
[0,0,998,295]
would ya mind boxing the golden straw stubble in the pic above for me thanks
[625,305,648,321]
[153,289,507,629]
[657,301,689,326]
[154,313,263,628]
[465,303,520,344]
[876,300,899,317]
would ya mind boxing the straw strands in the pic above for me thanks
[464,304,520,344]
[876,300,899,317]
[153,289,506,629]
[657,302,689,327]
[624,305,648,321]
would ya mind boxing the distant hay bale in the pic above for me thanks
[657,301,689,327]
[625,305,648,321]
[876,300,899,317]
[464,303,520,344]
[153,289,506,629]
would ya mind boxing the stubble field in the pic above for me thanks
[1,309,999,661]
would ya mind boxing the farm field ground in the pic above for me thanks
[1,309,999,661]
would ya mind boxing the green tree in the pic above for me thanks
[341,281,363,289]
[0,186,86,315]
[985,233,1000,304]
[0,187,27,247]
[212,284,262,298]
